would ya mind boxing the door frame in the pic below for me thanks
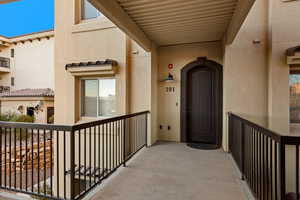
[180,57,223,147]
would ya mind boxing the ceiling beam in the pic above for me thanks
[90,0,153,52]
[225,0,256,44]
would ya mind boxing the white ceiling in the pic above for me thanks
[116,0,238,46]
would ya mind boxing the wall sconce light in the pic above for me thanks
[161,73,176,83]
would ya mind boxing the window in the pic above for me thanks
[11,77,14,86]
[11,49,14,58]
[290,71,300,123]
[81,0,102,20]
[81,78,116,118]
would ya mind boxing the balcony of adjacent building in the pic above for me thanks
[0,57,10,73]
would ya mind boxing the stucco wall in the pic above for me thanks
[0,37,54,90]
[128,40,158,145]
[268,0,300,133]
[55,0,128,124]
[222,0,269,150]
[157,42,223,142]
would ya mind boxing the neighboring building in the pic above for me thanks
[0,88,54,123]
[0,30,54,123]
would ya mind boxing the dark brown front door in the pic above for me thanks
[187,67,215,143]
[181,57,222,147]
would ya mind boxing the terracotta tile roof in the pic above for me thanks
[65,59,118,69]
[0,88,54,97]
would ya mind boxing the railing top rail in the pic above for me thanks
[228,112,282,142]
[0,111,150,132]
[73,111,150,130]
[0,120,73,131]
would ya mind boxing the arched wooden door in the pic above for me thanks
[181,57,222,148]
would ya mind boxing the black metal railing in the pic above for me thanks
[0,111,149,200]
[228,112,300,200]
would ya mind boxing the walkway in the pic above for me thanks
[90,142,250,200]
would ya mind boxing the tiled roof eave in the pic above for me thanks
[65,59,118,70]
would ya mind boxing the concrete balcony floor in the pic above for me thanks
[89,142,251,200]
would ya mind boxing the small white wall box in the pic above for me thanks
[286,46,300,66]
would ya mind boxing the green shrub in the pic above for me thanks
[15,115,34,123]
[0,112,18,121]
[48,115,54,124]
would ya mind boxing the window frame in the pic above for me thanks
[80,77,116,119]
[80,0,103,22]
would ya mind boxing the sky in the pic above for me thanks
[0,0,54,38]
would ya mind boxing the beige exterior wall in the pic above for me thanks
[222,0,269,150]
[268,0,300,133]
[55,0,128,124]
[0,97,54,123]
[55,1,156,146]
[0,33,54,90]
[157,42,223,142]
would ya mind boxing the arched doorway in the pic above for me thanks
[181,57,223,149]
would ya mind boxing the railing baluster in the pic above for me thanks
[63,130,66,199]
[110,123,112,172]
[4,127,6,188]
[20,128,22,190]
[70,129,75,200]
[241,123,245,180]
[98,125,100,183]
[123,119,126,167]
[296,145,299,200]
[9,128,11,188]
[43,129,46,195]
[31,129,34,193]
[275,142,278,200]
[260,132,263,200]
[102,124,104,179]
[0,127,2,187]
[37,129,40,194]
[89,127,92,187]
[25,128,28,191]
[118,120,121,166]
[270,139,273,200]
[115,121,117,168]
[14,128,16,189]
[279,142,286,200]
[113,122,115,169]
[84,128,87,191]
[56,130,59,197]
[78,129,81,194]
[94,126,96,182]
[263,135,266,199]
[50,130,53,197]
[106,123,108,172]
[255,129,258,196]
